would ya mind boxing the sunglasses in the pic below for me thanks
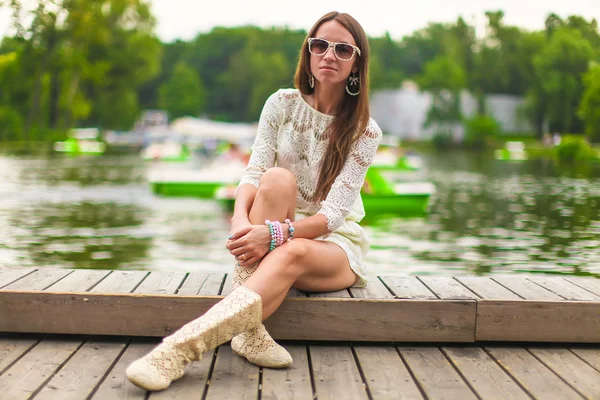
[307,38,361,61]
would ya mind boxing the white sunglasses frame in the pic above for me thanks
[307,37,361,61]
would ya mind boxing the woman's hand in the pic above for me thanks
[229,215,251,238]
[226,224,271,266]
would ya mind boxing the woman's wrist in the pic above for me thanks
[231,214,249,223]
[281,223,289,241]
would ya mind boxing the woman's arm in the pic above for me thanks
[231,91,282,232]
[237,92,282,189]
[317,120,382,234]
[275,121,382,241]
[230,184,257,230]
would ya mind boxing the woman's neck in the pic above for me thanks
[311,83,345,115]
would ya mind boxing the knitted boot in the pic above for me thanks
[126,286,262,391]
[230,261,293,368]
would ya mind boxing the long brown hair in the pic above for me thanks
[294,11,371,202]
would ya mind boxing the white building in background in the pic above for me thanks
[370,81,532,140]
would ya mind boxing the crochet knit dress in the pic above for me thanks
[238,88,382,287]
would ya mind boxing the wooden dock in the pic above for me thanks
[1,267,600,399]
[1,334,600,399]
[1,267,599,343]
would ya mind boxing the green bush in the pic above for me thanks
[0,106,23,141]
[463,115,502,149]
[432,132,455,150]
[555,135,595,164]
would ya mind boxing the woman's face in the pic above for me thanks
[310,20,358,89]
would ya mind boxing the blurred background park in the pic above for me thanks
[0,0,599,279]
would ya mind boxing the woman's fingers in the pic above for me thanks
[230,225,253,240]
[226,238,245,250]
[239,254,259,267]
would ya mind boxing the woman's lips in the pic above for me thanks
[320,66,337,71]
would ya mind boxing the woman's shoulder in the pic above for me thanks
[267,88,301,106]
[364,117,383,139]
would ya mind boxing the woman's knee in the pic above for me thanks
[258,167,296,196]
[269,239,310,275]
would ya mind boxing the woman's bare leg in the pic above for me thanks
[237,166,357,320]
[244,238,357,319]
[248,167,296,227]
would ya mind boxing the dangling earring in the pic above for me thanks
[309,73,315,89]
[346,72,360,96]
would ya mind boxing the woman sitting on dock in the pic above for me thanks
[126,11,382,391]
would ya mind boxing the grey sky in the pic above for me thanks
[1,0,598,40]
[150,0,599,41]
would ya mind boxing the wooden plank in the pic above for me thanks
[492,276,563,300]
[0,336,39,374]
[310,345,369,400]
[3,268,73,291]
[569,348,600,372]
[418,277,478,299]
[454,277,522,300]
[177,272,225,296]
[477,300,600,342]
[0,337,81,400]
[308,288,351,298]
[349,278,394,299]
[0,268,37,288]
[564,277,600,297]
[353,345,423,399]
[133,271,187,295]
[486,347,582,399]
[90,271,149,294]
[442,346,529,399]
[150,348,214,400]
[379,276,437,299]
[261,345,313,400]
[527,276,600,301]
[529,347,600,398]
[267,298,475,342]
[220,271,303,297]
[92,341,156,400]
[286,287,306,297]
[221,273,233,296]
[35,339,127,400]
[398,346,477,400]
[45,269,111,292]
[0,292,476,341]
[205,345,259,400]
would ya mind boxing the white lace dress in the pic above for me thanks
[238,88,382,287]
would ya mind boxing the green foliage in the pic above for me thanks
[578,63,600,142]
[158,61,205,120]
[0,106,24,140]
[1,3,600,141]
[432,133,456,150]
[532,27,594,133]
[419,55,466,92]
[463,114,502,149]
[555,134,595,164]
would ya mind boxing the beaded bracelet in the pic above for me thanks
[284,218,295,242]
[272,220,284,247]
[265,220,277,252]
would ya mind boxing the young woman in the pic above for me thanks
[126,11,382,391]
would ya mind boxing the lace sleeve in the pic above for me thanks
[317,120,382,232]
[238,91,283,188]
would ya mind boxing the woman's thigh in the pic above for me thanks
[291,239,357,292]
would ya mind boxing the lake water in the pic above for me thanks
[1,148,598,279]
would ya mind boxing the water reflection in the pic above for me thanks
[0,148,598,278]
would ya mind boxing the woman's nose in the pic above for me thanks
[323,46,336,61]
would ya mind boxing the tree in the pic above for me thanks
[419,55,466,136]
[578,63,600,142]
[532,27,594,133]
[158,61,205,120]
